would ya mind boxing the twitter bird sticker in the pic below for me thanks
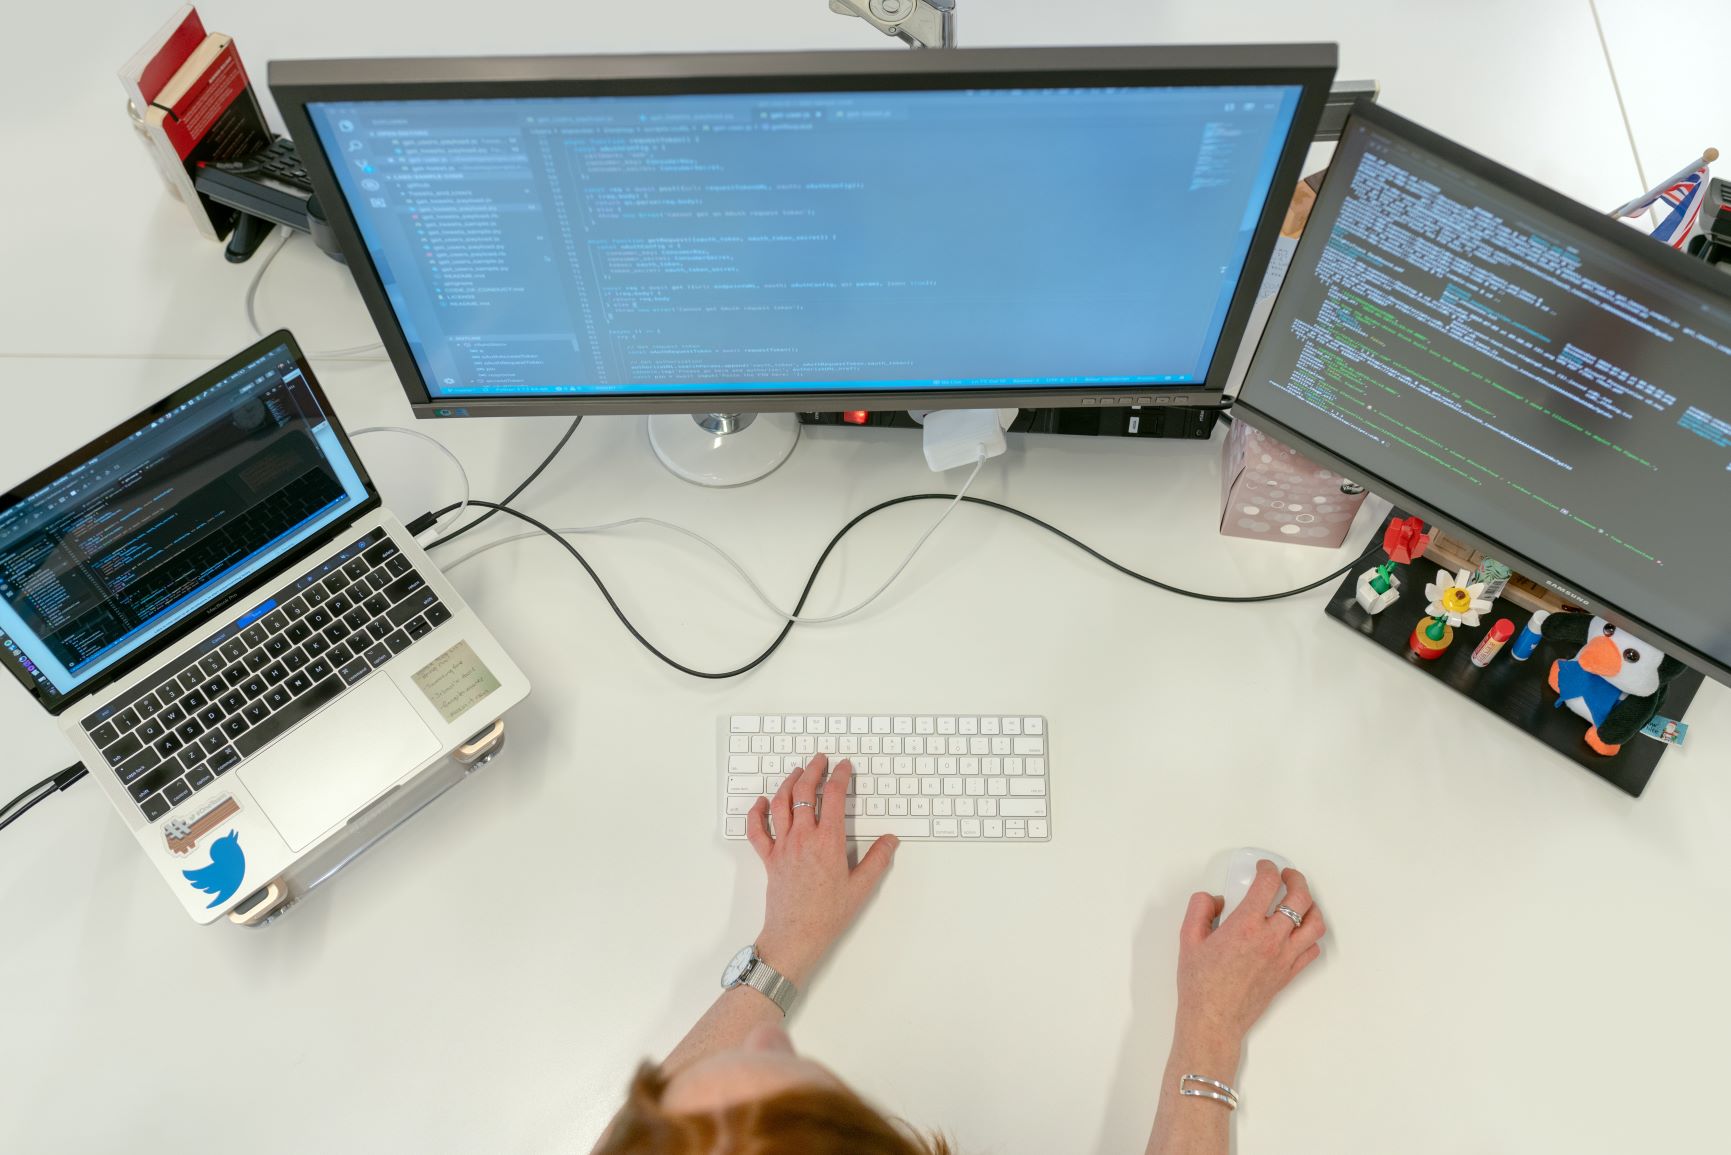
[182,830,246,909]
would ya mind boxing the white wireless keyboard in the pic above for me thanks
[720,714,1051,842]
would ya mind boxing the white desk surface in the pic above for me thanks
[3,4,1728,1154]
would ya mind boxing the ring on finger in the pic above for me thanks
[1274,904,1304,930]
[791,801,815,812]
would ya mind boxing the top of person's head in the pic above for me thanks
[595,1063,952,1155]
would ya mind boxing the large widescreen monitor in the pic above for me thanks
[271,45,1335,418]
[1236,102,1731,685]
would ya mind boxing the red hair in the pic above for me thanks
[595,1063,952,1155]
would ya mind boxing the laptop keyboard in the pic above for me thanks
[80,527,452,824]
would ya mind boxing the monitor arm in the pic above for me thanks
[829,0,956,48]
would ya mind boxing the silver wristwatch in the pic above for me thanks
[720,945,798,1016]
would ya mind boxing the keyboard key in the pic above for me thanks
[364,643,391,668]
[223,666,249,688]
[155,733,184,759]
[263,663,289,685]
[88,721,119,748]
[198,704,225,728]
[842,818,932,839]
[304,635,330,658]
[285,621,312,644]
[233,676,344,759]
[209,747,240,776]
[284,648,309,672]
[162,777,193,807]
[363,539,400,568]
[114,708,141,733]
[178,668,204,693]
[1012,736,1045,755]
[381,572,427,604]
[241,676,267,700]
[366,620,392,642]
[265,635,290,657]
[181,749,207,773]
[159,704,186,728]
[1028,819,1049,839]
[324,571,350,595]
[1023,717,1044,735]
[385,554,413,577]
[266,686,291,710]
[998,799,1048,817]
[282,597,308,620]
[329,644,354,666]
[388,587,438,626]
[199,653,226,677]
[223,715,250,739]
[103,732,142,767]
[241,624,269,648]
[140,793,171,822]
[343,607,371,632]
[307,607,332,631]
[304,584,329,607]
[405,615,431,640]
[114,745,162,787]
[732,716,762,733]
[286,672,312,696]
[138,718,166,743]
[219,691,245,714]
[324,620,351,644]
[339,657,371,685]
[244,701,271,724]
[220,638,249,663]
[244,650,272,673]
[307,658,334,681]
[342,557,370,582]
[726,775,766,794]
[136,693,162,717]
[327,593,353,616]
[261,610,289,634]
[176,719,205,743]
[424,602,451,628]
[126,761,178,802]
[187,763,215,791]
[180,690,207,713]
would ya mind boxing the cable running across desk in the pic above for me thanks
[417,495,1382,680]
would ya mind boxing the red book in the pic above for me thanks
[144,33,272,237]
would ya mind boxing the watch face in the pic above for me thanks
[721,946,756,988]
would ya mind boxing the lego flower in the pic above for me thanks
[1424,567,1493,627]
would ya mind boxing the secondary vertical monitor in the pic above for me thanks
[271,46,1336,416]
[1236,103,1731,683]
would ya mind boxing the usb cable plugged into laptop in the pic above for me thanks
[0,762,88,834]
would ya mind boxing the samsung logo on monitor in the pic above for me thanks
[1541,579,1588,606]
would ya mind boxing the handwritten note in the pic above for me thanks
[412,640,501,724]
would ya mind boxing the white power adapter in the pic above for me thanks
[914,408,1014,471]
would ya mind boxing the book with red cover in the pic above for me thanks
[144,33,272,238]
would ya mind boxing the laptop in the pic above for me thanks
[0,331,529,923]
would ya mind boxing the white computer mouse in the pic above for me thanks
[1219,847,1294,923]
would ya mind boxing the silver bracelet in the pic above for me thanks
[1179,1073,1239,1110]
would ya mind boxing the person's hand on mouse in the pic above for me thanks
[1175,859,1326,1054]
[745,753,900,986]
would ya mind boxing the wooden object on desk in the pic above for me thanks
[1422,529,1571,616]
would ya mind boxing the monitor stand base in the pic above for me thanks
[648,412,800,487]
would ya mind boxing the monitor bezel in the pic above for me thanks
[1233,100,1731,687]
[0,331,381,715]
[270,44,1337,418]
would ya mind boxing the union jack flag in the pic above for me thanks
[1649,165,1709,248]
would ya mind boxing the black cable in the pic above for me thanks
[430,416,582,549]
[427,495,1383,680]
[0,763,87,834]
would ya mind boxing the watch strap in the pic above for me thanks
[742,957,798,1016]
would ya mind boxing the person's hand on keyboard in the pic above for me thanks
[1145,858,1327,1155]
[745,753,901,986]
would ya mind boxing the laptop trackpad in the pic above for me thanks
[240,676,441,852]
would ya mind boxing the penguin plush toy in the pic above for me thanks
[1541,612,1686,756]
